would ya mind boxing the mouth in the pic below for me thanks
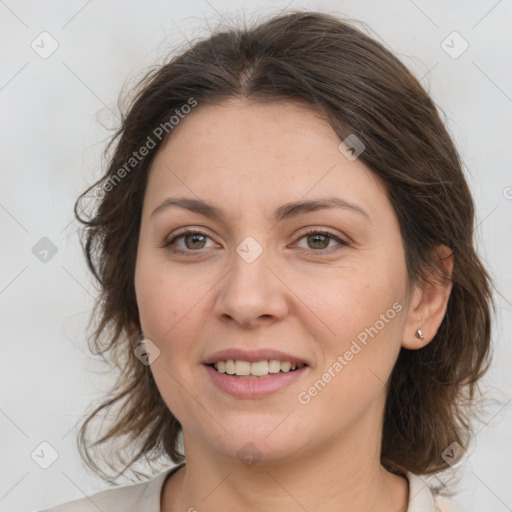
[204,359,308,398]
[207,359,307,378]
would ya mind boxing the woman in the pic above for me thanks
[45,10,493,512]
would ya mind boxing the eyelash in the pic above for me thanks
[162,227,348,255]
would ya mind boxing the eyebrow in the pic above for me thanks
[150,196,371,224]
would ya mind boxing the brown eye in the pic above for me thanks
[183,233,207,250]
[295,229,347,252]
[164,230,215,252]
[306,233,330,249]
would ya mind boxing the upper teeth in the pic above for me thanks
[214,360,303,376]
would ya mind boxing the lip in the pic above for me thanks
[202,348,308,366]
[204,364,308,398]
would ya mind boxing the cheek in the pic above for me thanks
[296,283,404,431]
[135,253,200,341]
[304,266,403,344]
[135,257,201,425]
[302,263,406,397]
[135,263,168,335]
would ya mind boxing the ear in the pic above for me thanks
[402,245,454,350]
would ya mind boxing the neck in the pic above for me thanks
[162,431,409,512]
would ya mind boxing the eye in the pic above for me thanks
[294,228,347,252]
[163,230,217,252]
[163,228,348,254]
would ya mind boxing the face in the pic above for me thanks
[134,99,412,465]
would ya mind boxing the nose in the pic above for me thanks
[213,244,289,328]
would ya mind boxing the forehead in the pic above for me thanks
[144,99,389,222]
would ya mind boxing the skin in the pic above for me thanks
[134,99,453,512]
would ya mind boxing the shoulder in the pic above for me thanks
[405,471,459,512]
[41,466,179,512]
[434,495,459,512]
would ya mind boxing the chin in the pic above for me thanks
[198,423,310,466]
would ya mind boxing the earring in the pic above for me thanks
[415,328,424,340]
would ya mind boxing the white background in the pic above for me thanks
[1,1,511,511]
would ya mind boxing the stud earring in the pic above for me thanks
[415,328,424,340]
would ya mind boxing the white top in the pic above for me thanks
[42,463,456,512]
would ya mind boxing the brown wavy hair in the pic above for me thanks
[75,10,494,490]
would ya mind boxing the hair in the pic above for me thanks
[75,9,494,493]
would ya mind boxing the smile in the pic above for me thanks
[204,363,308,398]
[211,359,306,377]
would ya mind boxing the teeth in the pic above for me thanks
[250,360,269,376]
[234,360,251,376]
[213,359,304,376]
[268,359,281,373]
[225,360,235,374]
